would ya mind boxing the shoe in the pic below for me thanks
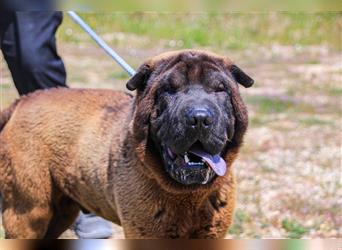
[74,212,113,239]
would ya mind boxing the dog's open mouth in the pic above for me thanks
[161,141,227,185]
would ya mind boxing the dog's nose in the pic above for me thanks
[186,108,213,129]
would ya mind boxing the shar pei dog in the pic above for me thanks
[0,50,253,239]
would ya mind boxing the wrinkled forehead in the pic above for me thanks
[151,51,232,84]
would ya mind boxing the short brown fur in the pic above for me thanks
[0,50,250,239]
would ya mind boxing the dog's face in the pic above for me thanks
[127,50,253,190]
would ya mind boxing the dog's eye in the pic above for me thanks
[215,82,227,92]
[163,83,178,94]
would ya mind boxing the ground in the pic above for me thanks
[0,13,341,239]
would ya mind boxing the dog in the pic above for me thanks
[0,50,253,238]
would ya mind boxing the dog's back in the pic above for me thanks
[0,88,132,238]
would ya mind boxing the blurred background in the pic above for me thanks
[0,12,341,238]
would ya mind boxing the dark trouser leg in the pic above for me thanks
[0,11,67,96]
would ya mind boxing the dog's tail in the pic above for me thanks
[0,100,19,133]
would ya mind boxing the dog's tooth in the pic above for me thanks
[201,171,210,184]
[167,148,176,159]
[184,153,190,163]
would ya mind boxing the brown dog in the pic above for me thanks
[0,50,253,239]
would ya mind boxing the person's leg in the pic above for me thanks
[0,11,67,95]
[0,12,13,39]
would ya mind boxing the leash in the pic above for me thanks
[67,11,137,77]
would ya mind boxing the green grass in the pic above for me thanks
[247,96,296,113]
[307,59,321,64]
[281,218,309,238]
[228,209,250,236]
[0,82,13,90]
[246,95,317,114]
[287,82,342,97]
[326,87,342,96]
[58,12,341,50]
[249,116,272,127]
[108,71,131,80]
[246,96,295,113]
[299,117,333,126]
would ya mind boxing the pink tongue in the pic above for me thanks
[188,148,227,176]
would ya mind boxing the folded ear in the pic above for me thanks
[230,64,254,88]
[126,64,152,91]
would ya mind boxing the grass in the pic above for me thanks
[249,116,271,127]
[245,95,316,114]
[228,209,250,236]
[287,83,342,98]
[0,83,18,109]
[281,218,309,238]
[298,117,333,126]
[326,87,342,96]
[108,71,131,80]
[58,12,341,50]
[246,96,295,113]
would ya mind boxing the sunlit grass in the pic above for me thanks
[245,96,316,114]
[298,117,333,126]
[58,12,341,50]
[228,209,250,237]
[281,218,309,238]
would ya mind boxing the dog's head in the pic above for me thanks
[127,50,253,192]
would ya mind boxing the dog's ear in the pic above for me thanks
[126,64,152,91]
[230,64,254,88]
